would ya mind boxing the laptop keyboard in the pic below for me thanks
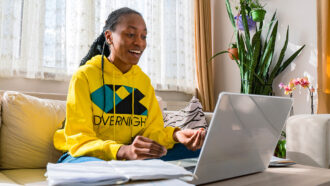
[184,165,196,173]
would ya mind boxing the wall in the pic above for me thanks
[211,0,317,114]
[0,77,192,109]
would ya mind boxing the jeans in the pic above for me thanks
[57,143,200,163]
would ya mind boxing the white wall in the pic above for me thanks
[211,0,317,114]
[0,77,69,95]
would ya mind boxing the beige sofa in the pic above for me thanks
[0,90,213,185]
[286,114,330,168]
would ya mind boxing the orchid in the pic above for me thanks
[279,79,296,96]
[279,76,314,114]
[298,77,310,88]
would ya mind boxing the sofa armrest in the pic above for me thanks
[286,114,330,168]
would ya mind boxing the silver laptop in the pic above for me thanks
[179,92,293,185]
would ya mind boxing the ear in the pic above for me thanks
[104,30,113,45]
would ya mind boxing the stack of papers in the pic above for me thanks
[269,156,296,167]
[46,159,193,186]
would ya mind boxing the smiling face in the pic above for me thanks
[105,13,147,73]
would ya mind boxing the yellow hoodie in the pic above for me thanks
[53,55,177,160]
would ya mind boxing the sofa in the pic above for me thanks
[286,114,330,168]
[0,90,213,185]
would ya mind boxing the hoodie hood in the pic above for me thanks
[86,55,141,78]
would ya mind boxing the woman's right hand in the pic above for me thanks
[116,136,167,160]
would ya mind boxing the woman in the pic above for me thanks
[54,7,205,162]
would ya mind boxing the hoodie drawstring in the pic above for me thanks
[112,65,116,141]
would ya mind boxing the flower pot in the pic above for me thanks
[251,9,266,22]
[228,48,238,60]
[234,15,256,31]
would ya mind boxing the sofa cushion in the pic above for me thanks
[0,91,66,169]
[1,169,47,186]
[0,171,20,185]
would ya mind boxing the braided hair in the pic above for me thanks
[79,7,142,66]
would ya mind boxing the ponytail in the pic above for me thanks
[79,33,110,66]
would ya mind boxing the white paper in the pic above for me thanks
[46,159,193,186]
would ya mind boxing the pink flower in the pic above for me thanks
[288,81,295,89]
[283,85,293,95]
[279,83,285,89]
[291,78,300,85]
[299,77,310,88]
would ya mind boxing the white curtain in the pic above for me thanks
[0,0,196,94]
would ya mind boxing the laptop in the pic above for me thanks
[174,92,293,185]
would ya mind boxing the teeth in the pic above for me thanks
[129,50,141,54]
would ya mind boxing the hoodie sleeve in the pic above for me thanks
[141,86,178,149]
[63,71,122,160]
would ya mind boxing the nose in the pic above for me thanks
[133,36,146,48]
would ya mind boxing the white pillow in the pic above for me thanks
[0,91,66,169]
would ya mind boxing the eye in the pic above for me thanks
[127,33,135,38]
[141,35,147,40]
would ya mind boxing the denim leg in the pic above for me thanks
[57,152,104,163]
[160,143,200,161]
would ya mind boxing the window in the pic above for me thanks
[0,0,196,94]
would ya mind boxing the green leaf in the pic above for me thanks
[251,31,262,70]
[276,45,305,76]
[265,11,277,43]
[251,30,261,49]
[262,11,277,54]
[237,32,245,67]
[240,1,252,56]
[225,0,236,29]
[259,21,278,78]
[209,51,229,61]
[269,26,289,81]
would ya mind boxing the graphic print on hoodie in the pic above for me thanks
[91,84,148,127]
[53,55,177,160]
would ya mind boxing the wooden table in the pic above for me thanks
[206,164,330,186]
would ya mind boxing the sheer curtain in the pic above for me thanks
[0,0,196,94]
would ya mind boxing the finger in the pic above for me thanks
[185,130,199,148]
[199,130,206,149]
[134,147,167,157]
[133,137,167,155]
[136,135,155,143]
[134,141,165,155]
[192,131,202,151]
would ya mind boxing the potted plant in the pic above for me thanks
[211,0,305,96]
[228,43,238,60]
[250,0,266,22]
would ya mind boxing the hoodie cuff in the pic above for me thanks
[166,126,180,149]
[110,144,123,160]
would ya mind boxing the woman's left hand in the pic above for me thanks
[173,128,206,151]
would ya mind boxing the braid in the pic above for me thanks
[79,34,110,66]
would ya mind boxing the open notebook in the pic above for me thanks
[46,159,193,186]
